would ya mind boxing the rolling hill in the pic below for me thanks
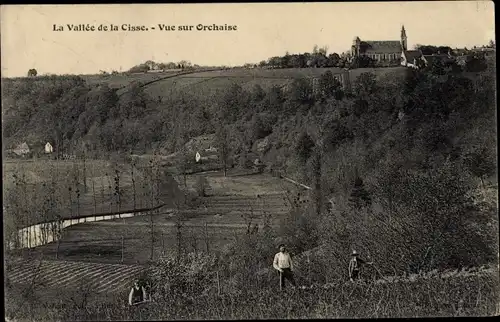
[124,67,407,99]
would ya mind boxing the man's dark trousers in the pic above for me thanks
[280,268,296,289]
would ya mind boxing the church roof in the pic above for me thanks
[360,40,402,53]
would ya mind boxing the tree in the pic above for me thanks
[463,147,496,188]
[327,53,341,67]
[263,85,284,111]
[128,63,150,73]
[465,54,488,72]
[251,84,266,103]
[351,55,375,69]
[354,72,377,97]
[268,56,283,68]
[295,132,315,165]
[215,125,230,177]
[318,46,328,56]
[348,176,372,210]
[430,58,446,75]
[288,77,314,105]
[323,120,353,150]
[247,113,273,142]
[317,71,341,100]
[27,69,37,77]
[195,176,209,197]
[176,148,192,194]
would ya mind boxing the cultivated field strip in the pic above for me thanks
[7,259,146,294]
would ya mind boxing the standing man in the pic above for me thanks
[273,244,296,289]
[349,250,373,282]
[129,279,147,306]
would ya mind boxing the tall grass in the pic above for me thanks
[5,265,498,320]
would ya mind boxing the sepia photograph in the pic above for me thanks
[1,1,498,320]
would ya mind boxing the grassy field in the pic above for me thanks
[6,264,499,320]
[82,70,185,89]
[106,66,408,100]
[7,170,301,263]
[2,158,177,229]
[5,167,499,320]
[6,258,147,295]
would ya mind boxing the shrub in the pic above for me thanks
[195,176,209,197]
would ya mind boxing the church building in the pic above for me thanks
[351,25,408,65]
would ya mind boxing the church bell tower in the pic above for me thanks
[400,25,407,51]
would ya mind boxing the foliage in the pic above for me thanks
[2,52,497,287]
[27,69,37,77]
[195,176,209,197]
[294,132,316,165]
[348,176,371,210]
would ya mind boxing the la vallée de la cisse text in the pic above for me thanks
[53,24,238,32]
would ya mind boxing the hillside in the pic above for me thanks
[2,63,499,320]
[2,64,497,263]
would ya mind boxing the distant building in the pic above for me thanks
[351,25,407,65]
[205,146,218,153]
[13,142,30,156]
[45,142,53,153]
[422,53,454,67]
[195,151,218,163]
[401,50,424,69]
[455,55,470,68]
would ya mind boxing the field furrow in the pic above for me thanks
[12,261,80,284]
[45,265,96,287]
[7,259,146,294]
[62,264,128,289]
[96,266,145,293]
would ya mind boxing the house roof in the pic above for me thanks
[456,55,469,62]
[195,150,218,158]
[15,142,30,150]
[423,54,453,64]
[403,50,423,61]
[360,40,402,53]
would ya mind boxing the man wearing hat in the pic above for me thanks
[273,244,296,289]
[349,250,373,282]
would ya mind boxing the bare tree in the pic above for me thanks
[82,154,88,193]
[91,169,97,215]
[215,125,230,177]
[100,176,106,213]
[106,172,113,213]
[114,166,122,212]
[130,159,137,209]
[204,222,210,253]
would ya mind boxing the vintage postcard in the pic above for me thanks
[2,2,498,320]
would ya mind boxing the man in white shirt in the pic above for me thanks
[273,244,296,289]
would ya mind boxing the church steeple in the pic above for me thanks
[400,25,407,51]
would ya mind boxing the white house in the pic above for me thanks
[195,151,218,163]
[44,142,53,153]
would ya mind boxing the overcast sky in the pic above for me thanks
[1,2,495,77]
